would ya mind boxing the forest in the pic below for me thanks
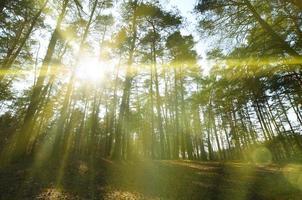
[0,0,302,199]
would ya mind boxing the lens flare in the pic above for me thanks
[75,56,107,82]
[252,147,272,164]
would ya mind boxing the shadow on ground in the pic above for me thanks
[0,157,301,200]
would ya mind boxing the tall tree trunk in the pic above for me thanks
[14,0,69,157]
[149,48,156,158]
[0,0,49,82]
[195,106,207,160]
[286,93,302,125]
[254,101,270,141]
[173,67,180,159]
[1,19,27,69]
[152,42,166,159]
[179,66,193,159]
[210,104,222,160]
[112,0,138,160]
[107,59,121,157]
[244,0,301,57]
[54,0,99,155]
[230,102,243,158]
[276,94,295,134]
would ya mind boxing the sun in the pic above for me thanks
[75,56,107,82]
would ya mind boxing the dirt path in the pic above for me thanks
[0,159,301,200]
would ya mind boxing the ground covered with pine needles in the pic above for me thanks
[0,158,302,200]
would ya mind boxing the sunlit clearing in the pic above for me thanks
[76,56,106,82]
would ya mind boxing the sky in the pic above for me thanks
[169,0,197,20]
[167,0,211,74]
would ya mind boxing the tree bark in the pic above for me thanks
[14,0,69,157]
[113,0,138,160]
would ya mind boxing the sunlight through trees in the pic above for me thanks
[0,0,302,199]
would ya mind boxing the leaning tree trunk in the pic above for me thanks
[0,0,49,82]
[244,0,302,86]
[13,0,69,158]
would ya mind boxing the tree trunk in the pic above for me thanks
[0,0,49,81]
[112,0,138,160]
[152,44,166,159]
[14,0,69,157]
[244,0,301,57]
[173,67,180,159]
[179,66,193,159]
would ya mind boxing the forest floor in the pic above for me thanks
[0,157,302,200]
